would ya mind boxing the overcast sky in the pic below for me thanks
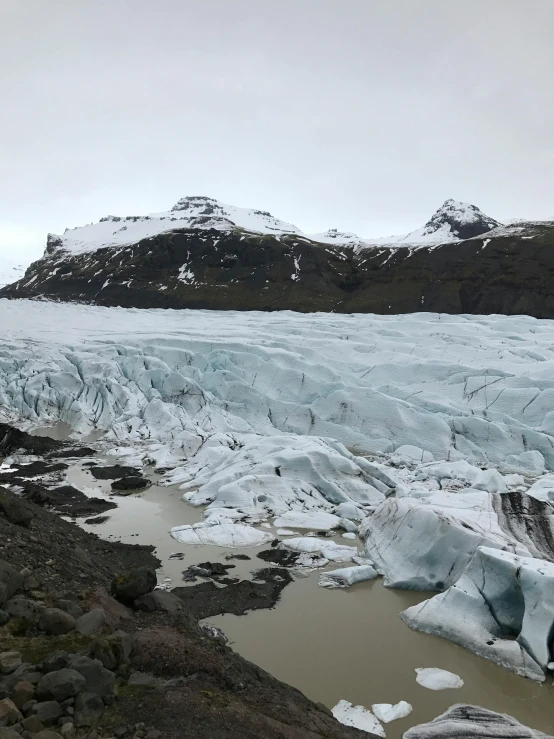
[1,0,553,265]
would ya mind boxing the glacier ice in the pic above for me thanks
[331,700,385,737]
[403,547,554,680]
[318,564,378,589]
[5,300,554,675]
[414,668,464,690]
[360,492,554,591]
[170,522,274,548]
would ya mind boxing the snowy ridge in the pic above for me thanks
[42,195,508,256]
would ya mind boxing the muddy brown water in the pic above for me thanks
[61,463,554,738]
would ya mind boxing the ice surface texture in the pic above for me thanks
[404,704,553,739]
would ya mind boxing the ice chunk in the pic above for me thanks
[342,532,356,539]
[403,547,554,681]
[273,510,341,531]
[419,460,480,485]
[371,701,412,723]
[276,528,297,536]
[393,445,435,463]
[503,450,546,475]
[318,564,378,589]
[170,522,274,548]
[334,502,363,520]
[331,700,385,737]
[360,495,532,591]
[472,468,507,493]
[414,668,464,690]
[280,537,359,562]
[404,704,548,739]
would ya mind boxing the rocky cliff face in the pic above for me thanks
[2,197,553,318]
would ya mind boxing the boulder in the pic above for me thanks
[30,701,62,726]
[54,600,83,620]
[38,609,75,636]
[0,654,21,676]
[36,670,85,702]
[133,591,183,614]
[0,729,21,739]
[35,732,64,739]
[9,680,35,709]
[111,567,156,604]
[41,652,69,674]
[4,596,44,624]
[110,477,151,493]
[68,657,114,701]
[0,699,21,727]
[75,608,106,636]
[21,715,44,733]
[73,692,104,728]
[0,492,33,527]
[0,562,22,606]
[0,611,8,626]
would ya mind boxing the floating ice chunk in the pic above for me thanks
[170,522,274,548]
[318,564,378,589]
[276,528,298,536]
[342,532,356,539]
[273,510,341,531]
[340,517,358,532]
[281,537,359,562]
[403,547,554,681]
[472,468,507,493]
[332,700,385,737]
[414,668,464,690]
[372,701,412,723]
[404,704,547,739]
[393,445,435,464]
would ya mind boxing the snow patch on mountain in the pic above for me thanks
[39,195,506,258]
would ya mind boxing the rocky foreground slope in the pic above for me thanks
[0,423,374,739]
[3,196,554,317]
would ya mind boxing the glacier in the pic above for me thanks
[3,299,554,678]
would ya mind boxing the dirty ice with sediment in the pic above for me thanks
[2,299,554,689]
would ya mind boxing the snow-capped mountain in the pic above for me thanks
[2,195,553,318]
[392,198,502,244]
[44,195,501,257]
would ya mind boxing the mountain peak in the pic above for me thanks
[420,199,501,241]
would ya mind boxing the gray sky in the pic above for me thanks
[1,0,553,265]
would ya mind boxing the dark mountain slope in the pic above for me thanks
[3,221,554,317]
